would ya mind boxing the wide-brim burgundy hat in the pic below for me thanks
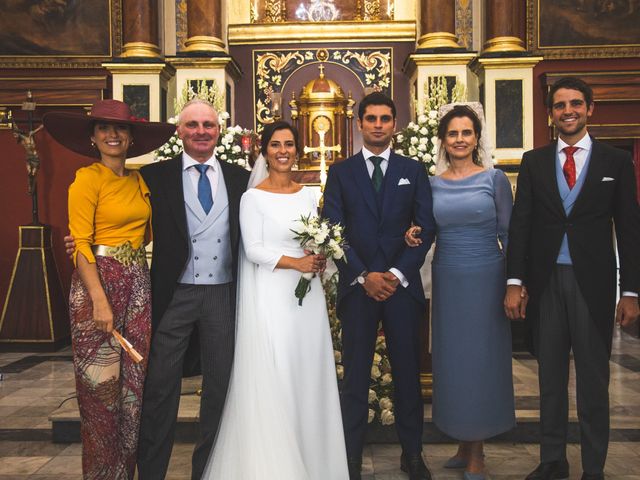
[43,99,176,158]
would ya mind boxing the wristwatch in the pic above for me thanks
[356,271,369,285]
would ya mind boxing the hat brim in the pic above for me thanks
[43,111,176,159]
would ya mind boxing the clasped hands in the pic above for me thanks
[362,271,400,302]
[297,250,326,274]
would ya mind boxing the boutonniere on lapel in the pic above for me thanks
[398,178,411,186]
[601,177,614,182]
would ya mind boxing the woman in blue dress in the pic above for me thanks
[406,103,516,480]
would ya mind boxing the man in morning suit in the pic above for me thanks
[323,92,436,480]
[504,77,640,480]
[136,99,249,480]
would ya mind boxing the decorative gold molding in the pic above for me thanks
[183,35,226,53]
[471,56,543,72]
[166,56,242,81]
[121,42,162,59]
[483,36,526,53]
[102,63,174,77]
[228,21,416,45]
[416,32,459,49]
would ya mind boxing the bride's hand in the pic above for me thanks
[404,225,422,247]
[296,254,324,274]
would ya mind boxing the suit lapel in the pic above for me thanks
[350,152,379,218]
[165,155,189,241]
[380,153,403,220]
[540,143,566,218]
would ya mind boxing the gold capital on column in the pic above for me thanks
[185,0,226,54]
[483,0,526,54]
[417,0,459,49]
[121,0,161,58]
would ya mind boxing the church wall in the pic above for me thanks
[532,58,640,147]
[0,129,92,316]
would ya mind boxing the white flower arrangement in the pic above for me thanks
[393,76,465,176]
[154,80,255,169]
[291,215,346,306]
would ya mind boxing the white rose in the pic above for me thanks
[419,127,428,136]
[410,137,418,145]
[216,145,225,153]
[371,365,381,379]
[417,143,427,152]
[429,165,436,175]
[419,137,428,145]
[408,146,418,157]
[380,409,395,425]
[380,373,393,385]
[172,145,180,153]
[232,145,242,153]
[431,146,438,155]
[333,246,344,260]
[423,153,432,161]
[220,154,227,160]
[314,232,327,244]
[428,118,438,127]
[396,134,404,142]
[168,116,177,124]
[224,133,234,143]
[237,159,246,167]
[368,409,375,424]
[176,138,183,146]
[219,111,230,121]
[428,110,438,119]
[417,114,428,124]
[334,350,342,363]
[379,397,393,410]
[368,389,378,403]
[395,149,404,155]
[408,122,417,129]
[431,136,439,144]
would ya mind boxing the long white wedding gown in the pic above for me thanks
[203,186,349,479]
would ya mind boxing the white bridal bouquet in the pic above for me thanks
[291,214,346,306]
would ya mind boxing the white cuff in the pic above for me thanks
[622,291,638,298]
[507,278,523,286]
[389,268,409,288]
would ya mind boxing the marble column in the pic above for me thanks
[416,0,459,50]
[184,0,225,54]
[484,0,525,53]
[121,0,161,58]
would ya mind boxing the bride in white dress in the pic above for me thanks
[203,121,349,479]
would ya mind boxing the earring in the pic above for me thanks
[91,141,96,148]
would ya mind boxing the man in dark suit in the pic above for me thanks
[323,92,436,480]
[136,99,249,480]
[505,77,640,480]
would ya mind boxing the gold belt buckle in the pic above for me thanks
[92,241,146,267]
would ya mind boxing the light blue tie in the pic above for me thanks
[194,164,213,214]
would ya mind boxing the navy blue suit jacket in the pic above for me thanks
[322,151,436,310]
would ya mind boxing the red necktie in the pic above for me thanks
[563,146,578,189]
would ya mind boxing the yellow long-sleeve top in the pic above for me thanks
[68,162,151,266]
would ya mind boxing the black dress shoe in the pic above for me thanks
[525,459,570,480]
[400,453,432,480]
[581,473,604,480]
[347,456,361,480]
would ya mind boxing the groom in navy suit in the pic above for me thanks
[323,92,436,480]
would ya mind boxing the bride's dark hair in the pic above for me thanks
[260,121,300,156]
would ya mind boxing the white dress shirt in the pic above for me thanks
[182,151,219,202]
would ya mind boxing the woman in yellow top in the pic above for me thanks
[43,100,174,480]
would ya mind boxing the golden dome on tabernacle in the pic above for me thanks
[300,63,345,100]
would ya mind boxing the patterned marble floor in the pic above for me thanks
[0,328,639,479]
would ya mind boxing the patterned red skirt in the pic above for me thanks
[69,255,151,479]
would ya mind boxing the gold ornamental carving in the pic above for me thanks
[363,0,381,20]
[264,0,287,23]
